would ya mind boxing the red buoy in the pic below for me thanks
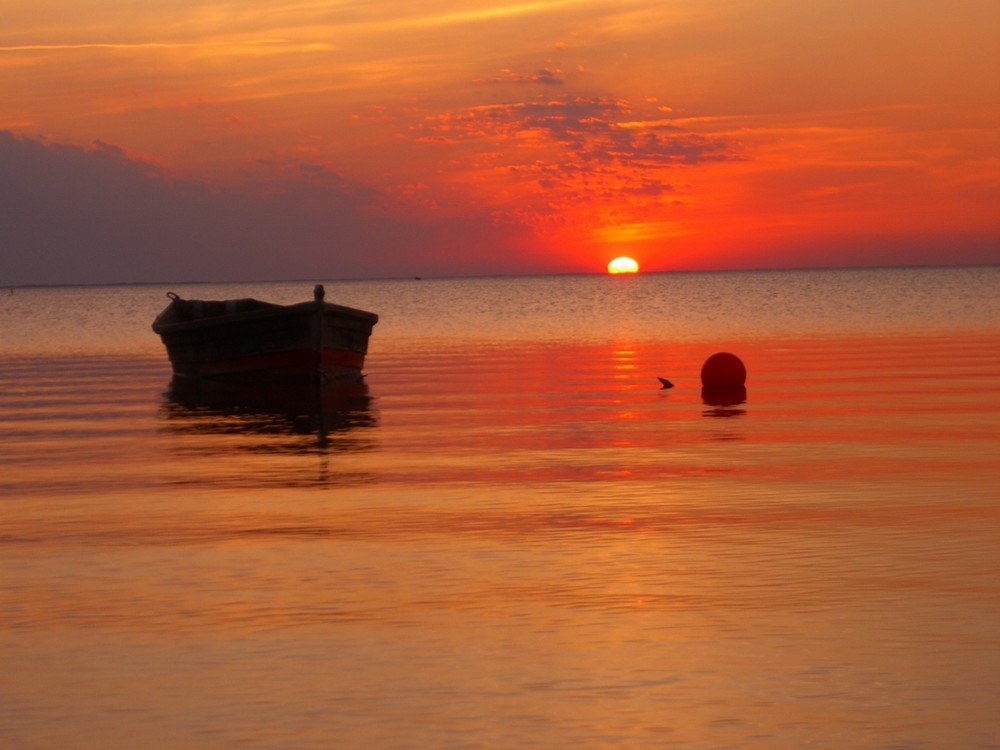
[700,352,746,387]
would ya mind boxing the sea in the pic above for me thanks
[1,266,999,750]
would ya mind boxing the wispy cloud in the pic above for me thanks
[413,94,738,167]
[475,68,565,85]
[0,39,325,52]
[397,90,744,243]
[370,0,596,30]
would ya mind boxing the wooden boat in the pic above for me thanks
[152,284,377,382]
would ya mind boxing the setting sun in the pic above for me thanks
[607,257,640,274]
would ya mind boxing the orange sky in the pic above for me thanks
[2,0,999,282]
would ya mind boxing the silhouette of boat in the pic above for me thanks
[152,284,377,382]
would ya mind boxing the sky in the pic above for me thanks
[2,0,999,284]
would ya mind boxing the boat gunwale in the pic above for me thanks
[152,298,378,335]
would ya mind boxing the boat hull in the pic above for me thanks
[152,293,377,382]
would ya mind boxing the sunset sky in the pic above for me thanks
[2,0,999,283]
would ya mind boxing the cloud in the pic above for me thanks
[403,94,738,235]
[416,95,736,168]
[363,0,593,31]
[475,68,565,85]
[0,131,541,285]
[0,40,293,52]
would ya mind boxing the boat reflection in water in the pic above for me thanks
[161,375,377,451]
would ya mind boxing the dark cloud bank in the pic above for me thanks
[0,131,533,286]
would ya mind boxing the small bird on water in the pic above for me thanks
[657,377,674,389]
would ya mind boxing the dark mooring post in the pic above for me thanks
[313,284,329,446]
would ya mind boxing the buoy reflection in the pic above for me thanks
[702,385,747,417]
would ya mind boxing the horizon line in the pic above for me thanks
[6,261,997,290]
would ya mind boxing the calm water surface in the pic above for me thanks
[2,267,999,749]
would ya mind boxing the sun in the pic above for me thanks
[607,256,639,274]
